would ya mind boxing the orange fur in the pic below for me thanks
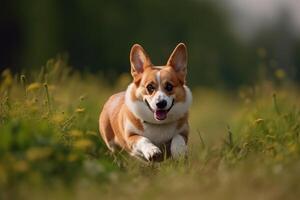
[99,43,191,161]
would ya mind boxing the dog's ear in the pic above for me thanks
[166,43,188,84]
[130,44,152,83]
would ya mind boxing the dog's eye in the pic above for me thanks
[146,84,155,94]
[165,83,173,92]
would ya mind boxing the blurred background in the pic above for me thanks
[1,0,300,88]
[1,1,300,198]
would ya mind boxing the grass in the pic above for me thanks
[0,57,300,200]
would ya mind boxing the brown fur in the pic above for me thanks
[99,43,190,161]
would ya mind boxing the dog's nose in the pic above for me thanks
[156,100,167,109]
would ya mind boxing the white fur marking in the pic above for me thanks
[156,71,161,87]
[171,135,187,159]
[125,83,192,124]
[132,137,161,160]
[147,71,173,112]
[125,118,178,145]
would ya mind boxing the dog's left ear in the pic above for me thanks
[166,43,188,84]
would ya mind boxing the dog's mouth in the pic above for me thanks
[145,99,174,121]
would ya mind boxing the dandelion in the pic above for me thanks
[27,82,42,91]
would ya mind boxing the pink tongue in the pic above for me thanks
[154,110,168,120]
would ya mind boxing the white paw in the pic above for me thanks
[142,144,162,161]
[171,135,187,159]
[132,137,162,161]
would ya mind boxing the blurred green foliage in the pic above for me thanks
[3,0,300,88]
[0,57,300,199]
[0,59,118,197]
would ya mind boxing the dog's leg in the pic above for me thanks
[170,134,188,159]
[99,109,117,152]
[127,135,161,161]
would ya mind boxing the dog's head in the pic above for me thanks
[127,43,192,123]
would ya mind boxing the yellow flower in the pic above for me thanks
[74,139,93,150]
[76,108,85,113]
[67,154,79,162]
[1,69,13,87]
[51,113,65,124]
[69,130,83,137]
[13,160,29,172]
[275,69,286,80]
[254,118,264,124]
[26,147,53,161]
[287,143,297,153]
[27,82,42,91]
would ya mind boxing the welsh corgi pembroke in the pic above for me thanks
[99,43,192,161]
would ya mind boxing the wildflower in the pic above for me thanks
[73,139,93,150]
[51,113,65,124]
[287,143,297,153]
[275,69,286,80]
[26,147,53,161]
[27,82,42,91]
[13,160,29,172]
[76,108,85,113]
[254,118,264,124]
[69,129,83,137]
[1,69,13,87]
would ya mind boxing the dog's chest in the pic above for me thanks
[141,122,178,145]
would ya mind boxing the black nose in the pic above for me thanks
[156,100,167,109]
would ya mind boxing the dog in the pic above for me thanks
[99,43,192,161]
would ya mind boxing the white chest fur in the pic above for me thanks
[124,83,191,146]
[141,122,179,145]
[125,119,186,146]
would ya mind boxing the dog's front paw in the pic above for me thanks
[132,137,162,161]
[142,144,162,161]
[171,135,187,159]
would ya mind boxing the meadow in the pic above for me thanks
[0,57,300,200]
